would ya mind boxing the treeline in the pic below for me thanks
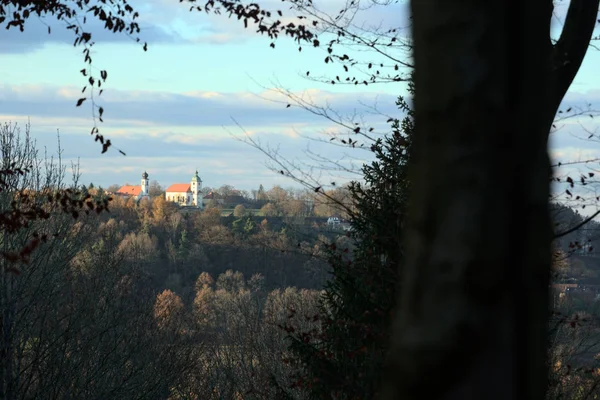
[0,123,341,399]
[76,190,342,295]
[1,116,597,400]
[105,180,354,218]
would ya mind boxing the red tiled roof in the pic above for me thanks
[116,185,142,196]
[166,183,191,193]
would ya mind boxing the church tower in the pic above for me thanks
[190,170,203,208]
[141,171,149,196]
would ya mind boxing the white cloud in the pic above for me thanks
[0,7,177,54]
[0,83,400,129]
[0,81,391,190]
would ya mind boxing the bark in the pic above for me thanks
[382,1,555,399]
[549,0,600,117]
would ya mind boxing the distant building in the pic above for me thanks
[202,191,224,207]
[327,217,341,226]
[114,171,150,201]
[165,170,203,208]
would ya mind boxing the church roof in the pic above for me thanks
[116,185,142,196]
[166,183,191,193]
[191,170,202,182]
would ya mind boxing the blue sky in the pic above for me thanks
[0,0,599,197]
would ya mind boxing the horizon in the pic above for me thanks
[0,0,600,197]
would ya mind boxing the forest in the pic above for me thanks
[0,122,334,399]
[2,0,600,399]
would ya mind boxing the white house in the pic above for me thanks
[327,217,341,226]
[115,171,150,201]
[165,171,203,208]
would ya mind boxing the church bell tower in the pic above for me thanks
[141,171,149,196]
[190,170,203,208]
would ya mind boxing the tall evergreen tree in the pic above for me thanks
[283,81,414,399]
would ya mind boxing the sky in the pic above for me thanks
[1,0,600,197]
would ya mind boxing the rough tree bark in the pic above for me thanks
[380,0,577,399]
[548,0,600,120]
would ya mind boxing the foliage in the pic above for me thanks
[181,271,321,399]
[233,204,247,217]
[0,124,197,399]
[261,202,278,217]
[0,122,111,267]
[284,83,414,399]
[154,289,185,331]
[149,180,165,197]
[1,2,146,153]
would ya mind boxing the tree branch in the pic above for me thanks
[554,209,600,239]
[550,0,600,111]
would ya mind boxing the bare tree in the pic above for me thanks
[0,122,196,400]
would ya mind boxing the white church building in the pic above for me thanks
[115,171,151,201]
[165,170,203,208]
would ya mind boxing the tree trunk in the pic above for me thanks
[382,1,553,399]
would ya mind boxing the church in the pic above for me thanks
[115,171,203,208]
[165,171,203,208]
[114,171,151,201]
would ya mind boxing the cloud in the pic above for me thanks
[0,6,179,54]
[0,83,400,129]
[24,124,360,190]
[3,80,599,193]
[0,82,400,190]
[190,32,240,45]
[138,0,409,45]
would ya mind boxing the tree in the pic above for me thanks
[267,185,289,204]
[117,231,159,265]
[152,195,177,224]
[154,289,185,331]
[163,3,600,397]
[216,270,245,294]
[107,184,121,193]
[257,184,268,202]
[216,185,236,198]
[233,204,247,217]
[0,122,111,266]
[312,187,353,219]
[206,199,221,210]
[1,1,146,153]
[149,180,165,197]
[0,124,197,400]
[261,203,278,217]
[284,90,413,399]
[195,208,222,231]
[282,199,308,218]
[166,6,598,399]
[381,1,598,399]
[193,282,216,330]
[195,272,215,292]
